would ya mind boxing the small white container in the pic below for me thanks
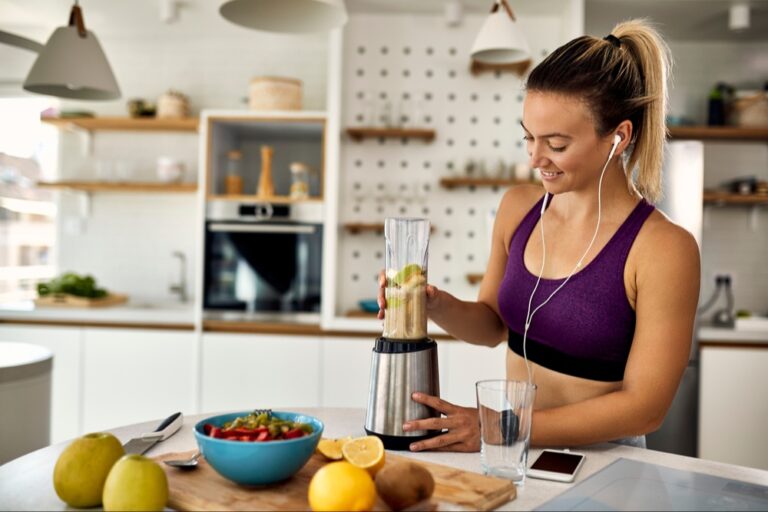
[249,77,302,111]
[157,157,186,183]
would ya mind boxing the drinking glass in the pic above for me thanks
[476,380,537,485]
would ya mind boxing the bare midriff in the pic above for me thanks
[505,349,622,409]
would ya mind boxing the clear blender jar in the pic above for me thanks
[382,217,430,340]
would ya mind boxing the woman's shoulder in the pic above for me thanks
[497,184,546,246]
[634,207,700,270]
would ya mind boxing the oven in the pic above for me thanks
[203,200,323,322]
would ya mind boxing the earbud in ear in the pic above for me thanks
[613,133,622,146]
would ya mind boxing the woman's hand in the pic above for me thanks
[402,392,481,452]
[377,270,441,320]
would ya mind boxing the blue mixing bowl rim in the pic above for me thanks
[194,411,324,445]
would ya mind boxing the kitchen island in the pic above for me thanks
[1,408,766,511]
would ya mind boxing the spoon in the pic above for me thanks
[163,451,201,469]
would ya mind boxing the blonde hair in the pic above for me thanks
[526,19,671,202]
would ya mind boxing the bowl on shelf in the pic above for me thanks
[358,299,379,313]
[193,411,323,485]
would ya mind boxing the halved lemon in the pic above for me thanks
[341,436,386,476]
[316,437,353,461]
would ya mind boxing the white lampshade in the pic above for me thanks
[471,2,530,64]
[220,0,348,33]
[23,25,120,100]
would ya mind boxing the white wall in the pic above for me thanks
[668,41,768,314]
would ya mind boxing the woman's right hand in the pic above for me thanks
[377,269,441,320]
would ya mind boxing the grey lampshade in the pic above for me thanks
[23,26,120,100]
[219,0,347,33]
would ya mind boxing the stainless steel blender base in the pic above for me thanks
[365,338,441,450]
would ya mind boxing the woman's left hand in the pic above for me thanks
[403,392,481,452]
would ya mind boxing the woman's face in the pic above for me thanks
[522,91,614,195]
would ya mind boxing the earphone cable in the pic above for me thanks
[522,137,620,387]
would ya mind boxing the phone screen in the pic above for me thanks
[530,451,584,474]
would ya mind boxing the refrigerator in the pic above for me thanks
[645,140,704,457]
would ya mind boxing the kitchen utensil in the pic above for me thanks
[123,412,183,455]
[164,451,201,469]
[365,218,441,450]
[257,145,275,197]
[193,411,322,485]
[154,450,516,511]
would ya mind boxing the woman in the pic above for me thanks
[377,19,700,452]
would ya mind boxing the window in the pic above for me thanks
[0,97,57,303]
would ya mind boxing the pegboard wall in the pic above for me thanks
[335,12,568,315]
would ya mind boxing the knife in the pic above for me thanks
[123,412,183,455]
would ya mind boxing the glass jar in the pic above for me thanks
[225,150,243,195]
[289,162,310,200]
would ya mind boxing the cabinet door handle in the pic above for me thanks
[208,223,316,234]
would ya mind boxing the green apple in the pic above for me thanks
[103,454,168,511]
[53,432,125,507]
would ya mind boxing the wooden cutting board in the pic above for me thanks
[34,293,128,308]
[155,450,516,511]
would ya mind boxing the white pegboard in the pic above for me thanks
[335,12,570,315]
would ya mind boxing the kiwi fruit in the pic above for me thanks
[375,461,435,511]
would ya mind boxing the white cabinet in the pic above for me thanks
[81,328,197,433]
[201,333,322,413]
[321,337,374,408]
[441,341,507,407]
[699,345,768,470]
[0,324,82,443]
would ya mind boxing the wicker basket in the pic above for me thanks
[732,92,768,127]
[249,76,302,111]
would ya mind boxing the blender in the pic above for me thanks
[365,217,441,450]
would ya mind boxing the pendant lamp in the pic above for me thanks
[23,1,121,100]
[471,0,530,64]
[219,0,348,33]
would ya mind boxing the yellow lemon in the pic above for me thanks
[316,436,353,461]
[341,435,386,477]
[308,461,376,512]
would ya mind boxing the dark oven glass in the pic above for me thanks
[204,221,322,313]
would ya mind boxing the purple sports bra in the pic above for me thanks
[498,193,655,382]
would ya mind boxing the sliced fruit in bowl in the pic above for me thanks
[193,410,323,485]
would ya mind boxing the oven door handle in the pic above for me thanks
[208,223,317,234]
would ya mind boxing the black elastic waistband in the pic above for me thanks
[508,329,625,382]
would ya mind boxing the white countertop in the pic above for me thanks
[0,408,766,511]
[698,325,768,343]
[0,300,195,327]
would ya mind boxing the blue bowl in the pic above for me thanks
[358,299,379,313]
[194,411,324,485]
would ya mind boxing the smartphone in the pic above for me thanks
[527,449,586,482]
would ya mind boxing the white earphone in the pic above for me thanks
[522,132,623,385]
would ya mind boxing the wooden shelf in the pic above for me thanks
[440,177,535,189]
[41,116,199,132]
[703,191,768,205]
[346,127,435,142]
[343,223,385,234]
[343,223,436,235]
[37,181,197,193]
[466,273,484,285]
[668,126,768,141]
[346,310,378,318]
[206,195,323,204]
